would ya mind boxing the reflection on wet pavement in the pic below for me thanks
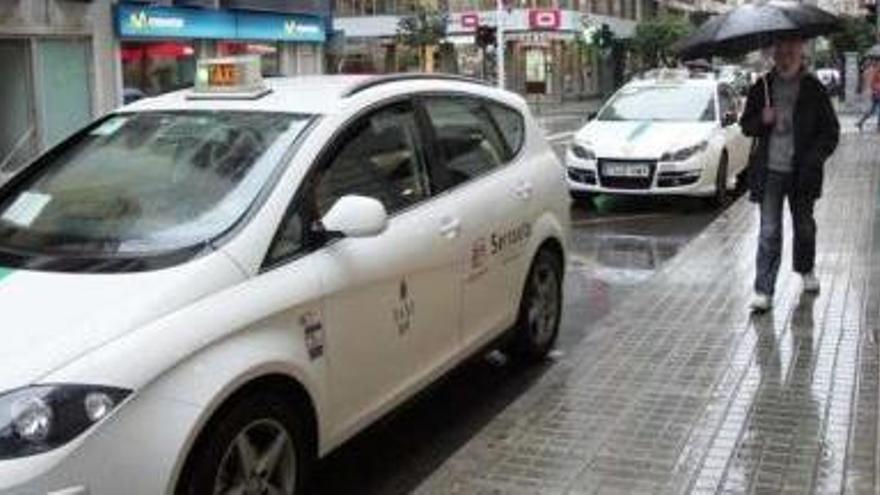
[417,133,880,493]
[560,194,727,350]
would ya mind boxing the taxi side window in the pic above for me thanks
[265,209,305,266]
[422,97,509,190]
[314,102,429,216]
[487,103,525,158]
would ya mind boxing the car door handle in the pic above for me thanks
[514,181,534,200]
[439,218,461,239]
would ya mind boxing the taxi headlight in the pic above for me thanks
[0,385,131,460]
[661,140,709,162]
[570,144,596,161]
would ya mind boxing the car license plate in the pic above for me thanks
[604,163,650,178]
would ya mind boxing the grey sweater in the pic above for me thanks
[767,74,800,173]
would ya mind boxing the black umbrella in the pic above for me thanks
[675,0,840,61]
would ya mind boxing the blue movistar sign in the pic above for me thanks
[237,12,326,42]
[116,4,326,42]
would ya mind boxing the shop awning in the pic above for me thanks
[120,43,195,62]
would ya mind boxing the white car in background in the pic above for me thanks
[566,71,750,205]
[0,58,569,495]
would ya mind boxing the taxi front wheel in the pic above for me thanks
[508,248,563,363]
[176,392,313,495]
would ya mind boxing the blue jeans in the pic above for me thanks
[859,96,880,128]
[755,171,816,296]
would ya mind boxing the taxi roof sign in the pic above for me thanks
[189,55,271,100]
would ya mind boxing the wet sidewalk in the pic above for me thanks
[415,133,880,494]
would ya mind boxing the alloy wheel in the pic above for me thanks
[214,419,297,495]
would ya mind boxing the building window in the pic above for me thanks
[0,39,35,172]
[218,42,280,76]
[121,42,196,97]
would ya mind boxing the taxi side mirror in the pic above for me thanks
[587,111,598,121]
[321,195,388,238]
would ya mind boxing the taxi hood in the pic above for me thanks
[575,120,716,159]
[0,253,244,394]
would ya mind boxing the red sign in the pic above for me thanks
[529,9,561,30]
[461,12,480,28]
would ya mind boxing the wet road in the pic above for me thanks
[309,111,739,494]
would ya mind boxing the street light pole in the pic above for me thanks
[496,0,505,89]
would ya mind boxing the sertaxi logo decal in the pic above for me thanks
[467,222,532,283]
[491,222,532,256]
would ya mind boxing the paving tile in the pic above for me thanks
[415,134,880,494]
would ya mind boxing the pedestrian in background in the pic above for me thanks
[739,37,840,312]
[857,60,880,132]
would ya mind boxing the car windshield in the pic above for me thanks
[0,111,311,257]
[598,85,716,122]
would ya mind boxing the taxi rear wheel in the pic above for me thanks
[508,248,563,363]
[176,392,312,495]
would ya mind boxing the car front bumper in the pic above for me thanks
[565,151,717,197]
[0,393,201,495]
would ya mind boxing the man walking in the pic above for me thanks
[740,38,840,312]
[857,60,880,132]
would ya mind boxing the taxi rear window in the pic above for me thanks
[486,103,525,158]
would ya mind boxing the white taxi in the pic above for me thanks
[566,71,749,204]
[0,57,569,494]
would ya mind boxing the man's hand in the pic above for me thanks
[762,106,776,126]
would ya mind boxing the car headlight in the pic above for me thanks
[570,144,596,161]
[661,140,709,162]
[0,385,131,460]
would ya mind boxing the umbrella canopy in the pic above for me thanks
[676,0,840,60]
[866,44,880,59]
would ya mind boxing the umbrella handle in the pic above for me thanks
[762,74,770,109]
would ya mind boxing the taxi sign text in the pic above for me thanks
[209,64,240,87]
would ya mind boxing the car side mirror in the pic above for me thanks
[722,112,738,127]
[587,111,598,121]
[321,195,388,238]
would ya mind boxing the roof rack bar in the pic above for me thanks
[343,73,491,97]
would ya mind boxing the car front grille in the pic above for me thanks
[597,159,656,190]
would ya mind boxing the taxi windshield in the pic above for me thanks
[598,85,716,122]
[0,111,311,258]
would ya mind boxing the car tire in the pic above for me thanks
[176,391,313,495]
[709,153,730,208]
[507,247,563,363]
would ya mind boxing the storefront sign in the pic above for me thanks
[529,9,561,30]
[118,4,236,39]
[461,13,480,28]
[443,9,635,38]
[237,12,326,42]
[116,4,326,42]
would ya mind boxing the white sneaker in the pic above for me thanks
[750,292,772,312]
[802,272,820,293]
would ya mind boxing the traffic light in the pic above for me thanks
[475,25,497,49]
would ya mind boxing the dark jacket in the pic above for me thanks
[739,70,840,202]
